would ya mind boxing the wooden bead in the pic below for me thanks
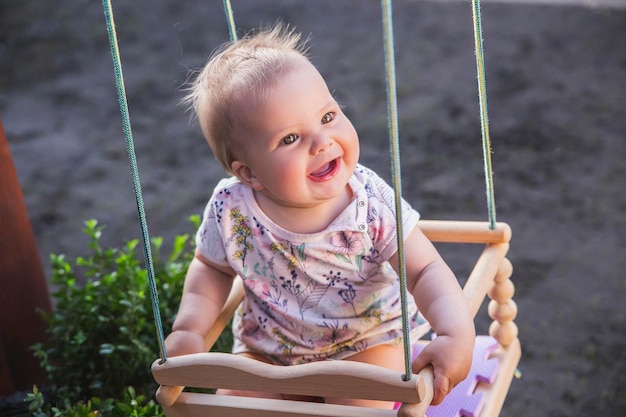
[489,320,519,347]
[488,279,515,303]
[488,299,518,323]
[494,257,513,283]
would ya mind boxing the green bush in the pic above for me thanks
[30,217,233,414]
[27,386,162,417]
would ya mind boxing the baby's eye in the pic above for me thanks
[321,112,335,124]
[281,134,298,145]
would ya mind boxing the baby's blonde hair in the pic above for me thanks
[184,24,310,174]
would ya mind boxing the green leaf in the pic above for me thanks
[99,343,115,355]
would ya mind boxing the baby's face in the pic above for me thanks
[230,62,360,211]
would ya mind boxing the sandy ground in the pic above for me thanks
[1,0,625,415]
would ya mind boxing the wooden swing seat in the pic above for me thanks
[152,220,520,417]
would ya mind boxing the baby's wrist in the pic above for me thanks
[166,329,206,355]
[435,331,475,346]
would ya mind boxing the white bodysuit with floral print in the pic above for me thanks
[195,164,430,365]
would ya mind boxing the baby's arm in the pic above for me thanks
[164,250,236,357]
[390,225,475,405]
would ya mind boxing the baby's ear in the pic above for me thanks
[231,160,264,190]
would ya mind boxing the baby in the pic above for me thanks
[164,24,475,409]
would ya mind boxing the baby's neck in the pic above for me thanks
[253,187,353,234]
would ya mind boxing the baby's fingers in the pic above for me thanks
[431,371,451,405]
[411,346,434,375]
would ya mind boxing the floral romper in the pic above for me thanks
[195,164,429,365]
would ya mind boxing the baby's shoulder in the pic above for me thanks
[212,176,242,195]
[353,164,394,204]
[202,177,251,221]
[209,176,251,204]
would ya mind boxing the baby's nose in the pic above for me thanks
[310,134,333,154]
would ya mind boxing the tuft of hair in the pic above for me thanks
[183,23,310,174]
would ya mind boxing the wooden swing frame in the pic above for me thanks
[152,220,521,417]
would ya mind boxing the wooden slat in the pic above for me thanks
[419,221,511,244]
[463,243,509,317]
[153,352,425,404]
[161,392,398,417]
[205,276,244,350]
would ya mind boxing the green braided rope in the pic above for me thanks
[101,0,167,363]
[381,0,413,381]
[471,0,497,229]
[223,0,238,41]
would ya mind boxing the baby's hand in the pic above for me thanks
[411,335,474,405]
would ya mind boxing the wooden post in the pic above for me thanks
[0,116,51,394]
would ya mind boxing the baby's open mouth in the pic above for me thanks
[308,158,339,181]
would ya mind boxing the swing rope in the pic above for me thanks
[381,0,413,382]
[101,0,167,363]
[223,0,238,41]
[471,0,497,229]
